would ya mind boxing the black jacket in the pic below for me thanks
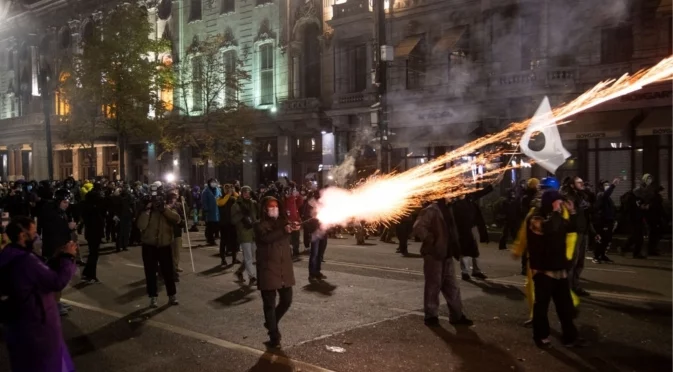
[82,191,106,242]
[527,208,577,272]
[595,184,616,222]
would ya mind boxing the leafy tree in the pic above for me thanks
[60,4,171,180]
[159,33,253,177]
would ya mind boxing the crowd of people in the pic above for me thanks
[0,171,668,370]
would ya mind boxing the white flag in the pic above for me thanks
[519,96,571,174]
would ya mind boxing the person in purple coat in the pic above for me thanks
[0,216,78,372]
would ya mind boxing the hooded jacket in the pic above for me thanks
[201,187,222,222]
[254,197,295,291]
[137,207,181,247]
[413,201,461,260]
[0,243,77,372]
[231,196,258,243]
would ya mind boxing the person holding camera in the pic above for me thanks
[137,187,182,308]
[0,217,78,372]
[231,186,258,285]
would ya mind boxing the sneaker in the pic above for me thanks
[318,273,327,280]
[149,297,159,308]
[424,317,440,327]
[87,278,101,284]
[472,272,487,280]
[449,315,474,326]
[461,273,471,281]
[249,277,257,286]
[535,338,553,348]
[264,339,281,349]
[177,267,184,273]
[169,295,179,305]
[600,255,614,263]
[308,275,319,283]
[592,258,602,264]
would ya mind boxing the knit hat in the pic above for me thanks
[541,190,563,210]
[241,185,252,193]
[527,178,540,189]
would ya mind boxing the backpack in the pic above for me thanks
[0,252,31,324]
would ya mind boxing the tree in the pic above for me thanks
[160,33,253,178]
[60,4,171,180]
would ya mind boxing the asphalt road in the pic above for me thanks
[0,232,670,372]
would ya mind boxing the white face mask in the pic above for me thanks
[209,183,217,188]
[292,190,299,196]
[267,207,279,218]
[603,185,610,191]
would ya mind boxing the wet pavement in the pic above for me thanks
[0,232,670,371]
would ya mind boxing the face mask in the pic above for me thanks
[603,184,610,191]
[267,207,279,218]
[210,183,217,188]
[645,178,652,186]
[292,190,299,196]
[26,185,32,192]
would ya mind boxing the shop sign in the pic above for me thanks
[619,90,673,103]
[574,132,607,139]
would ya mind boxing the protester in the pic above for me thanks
[255,197,298,348]
[0,217,78,372]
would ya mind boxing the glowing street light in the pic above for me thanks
[165,173,176,183]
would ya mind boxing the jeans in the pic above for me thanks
[142,244,177,298]
[235,242,257,279]
[396,222,410,254]
[308,236,327,276]
[460,256,482,275]
[261,287,293,341]
[532,273,577,343]
[116,218,132,250]
[290,231,300,255]
[569,234,587,291]
[192,208,200,225]
[82,240,100,279]
[219,224,238,262]
[646,220,662,255]
[105,215,117,242]
[626,221,645,256]
[423,256,463,320]
[499,220,517,249]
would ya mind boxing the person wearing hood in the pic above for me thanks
[254,196,299,348]
[231,186,258,286]
[593,178,620,263]
[413,197,473,327]
[202,178,222,246]
[0,216,78,372]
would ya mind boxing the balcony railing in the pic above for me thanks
[489,67,578,91]
[333,91,376,106]
[280,97,321,113]
[332,0,371,20]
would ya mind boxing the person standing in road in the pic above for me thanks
[217,184,239,266]
[255,197,298,348]
[413,197,473,327]
[593,178,620,263]
[201,178,221,247]
[0,217,78,372]
[81,184,106,284]
[284,182,304,259]
[137,188,182,308]
[231,186,258,286]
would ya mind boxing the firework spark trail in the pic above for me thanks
[315,56,673,229]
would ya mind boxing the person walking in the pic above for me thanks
[201,178,221,247]
[413,198,473,327]
[0,217,78,372]
[254,197,298,348]
[231,186,258,286]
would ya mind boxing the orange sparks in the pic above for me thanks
[315,55,673,229]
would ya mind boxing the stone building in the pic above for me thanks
[323,0,672,201]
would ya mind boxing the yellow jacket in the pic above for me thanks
[216,192,239,207]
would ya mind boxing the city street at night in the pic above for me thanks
[1,234,669,372]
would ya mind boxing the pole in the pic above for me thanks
[181,196,196,273]
[376,0,388,173]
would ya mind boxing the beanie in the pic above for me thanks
[527,178,540,190]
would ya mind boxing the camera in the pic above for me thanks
[148,183,166,211]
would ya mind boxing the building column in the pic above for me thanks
[71,148,79,180]
[52,150,61,180]
[147,143,158,182]
[7,146,15,181]
[1,153,8,182]
[322,133,336,186]
[96,147,104,178]
[179,147,191,184]
[31,139,49,181]
[242,140,255,187]
[277,136,292,180]
[15,147,24,180]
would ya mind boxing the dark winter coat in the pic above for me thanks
[254,197,295,291]
[413,201,461,260]
[231,197,258,243]
[0,243,77,372]
[561,186,595,236]
[451,185,493,257]
[595,184,617,222]
[40,202,73,257]
[82,191,106,242]
[527,208,578,272]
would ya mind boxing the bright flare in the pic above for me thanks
[314,55,673,229]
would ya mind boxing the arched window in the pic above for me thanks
[303,23,321,98]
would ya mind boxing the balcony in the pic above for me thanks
[280,97,321,114]
[333,91,376,108]
[331,0,372,22]
[488,67,578,97]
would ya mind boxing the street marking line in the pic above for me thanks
[322,259,672,304]
[60,299,336,372]
[124,263,144,269]
[585,267,636,273]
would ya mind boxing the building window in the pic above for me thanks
[601,25,633,64]
[406,44,425,90]
[191,56,203,111]
[346,44,366,93]
[55,72,70,116]
[221,0,235,14]
[189,0,202,21]
[223,50,237,106]
[303,23,321,98]
[259,44,274,105]
[520,7,540,70]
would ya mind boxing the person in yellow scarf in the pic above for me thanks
[217,184,240,266]
[512,178,580,328]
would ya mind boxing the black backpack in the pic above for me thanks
[0,252,31,324]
